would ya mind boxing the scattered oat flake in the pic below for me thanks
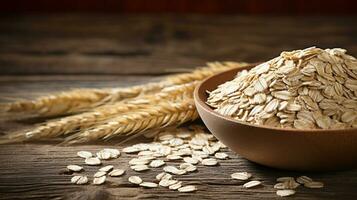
[296,176,313,184]
[180,163,197,172]
[156,172,166,180]
[128,176,142,184]
[215,152,229,159]
[77,151,92,158]
[276,189,296,197]
[85,157,101,166]
[94,171,106,178]
[99,165,114,172]
[163,166,186,175]
[122,146,140,153]
[140,182,158,188]
[178,185,197,193]
[96,150,111,160]
[67,165,83,172]
[108,169,125,177]
[231,172,252,180]
[129,158,150,165]
[103,148,120,158]
[149,160,165,168]
[169,181,182,190]
[183,157,199,165]
[131,164,149,172]
[93,176,106,185]
[166,154,182,160]
[201,158,218,166]
[159,179,178,187]
[243,180,261,188]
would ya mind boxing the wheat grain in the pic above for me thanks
[6,82,196,143]
[4,82,165,117]
[64,100,198,144]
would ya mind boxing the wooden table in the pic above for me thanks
[0,14,357,200]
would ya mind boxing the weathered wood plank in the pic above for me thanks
[0,144,357,200]
[0,15,356,75]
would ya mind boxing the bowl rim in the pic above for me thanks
[194,64,357,133]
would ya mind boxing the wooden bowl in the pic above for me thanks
[194,64,357,171]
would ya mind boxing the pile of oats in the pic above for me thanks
[207,47,357,129]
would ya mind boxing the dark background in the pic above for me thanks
[0,0,356,75]
[2,0,357,14]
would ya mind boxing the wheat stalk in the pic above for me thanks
[3,62,247,117]
[64,99,198,144]
[3,82,165,117]
[1,62,249,144]
[5,82,197,143]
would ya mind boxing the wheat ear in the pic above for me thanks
[5,82,197,143]
[64,99,198,144]
[3,62,247,117]
[4,82,166,117]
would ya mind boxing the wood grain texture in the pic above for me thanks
[1,15,357,200]
[0,15,356,75]
[1,144,357,200]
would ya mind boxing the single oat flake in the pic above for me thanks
[93,176,106,185]
[128,176,143,185]
[276,189,296,197]
[77,151,92,159]
[178,185,197,193]
[140,182,158,188]
[99,165,114,172]
[67,165,83,172]
[85,157,101,166]
[243,180,261,188]
[231,172,252,180]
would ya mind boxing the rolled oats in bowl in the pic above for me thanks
[206,47,357,129]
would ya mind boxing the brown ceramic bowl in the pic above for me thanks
[194,64,357,171]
